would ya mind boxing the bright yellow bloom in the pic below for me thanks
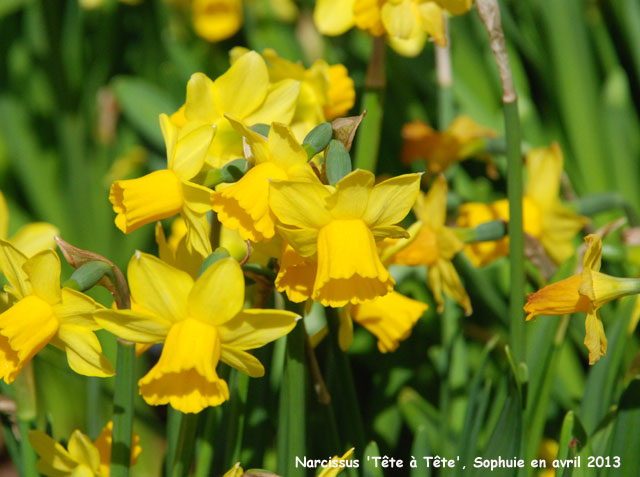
[390,175,471,314]
[401,116,497,174]
[29,422,140,477]
[270,169,421,306]
[314,0,473,56]
[458,143,588,266]
[275,243,318,303]
[178,51,301,168]
[0,190,59,257]
[192,0,243,42]
[349,291,428,352]
[109,114,214,257]
[317,448,356,476]
[95,254,298,413]
[212,119,319,242]
[0,241,114,384]
[525,234,640,364]
[155,218,205,279]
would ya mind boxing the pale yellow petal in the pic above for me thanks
[28,430,77,474]
[225,115,271,164]
[213,51,269,119]
[525,143,563,211]
[381,0,418,40]
[0,239,30,297]
[128,252,193,322]
[362,173,422,227]
[192,0,243,42]
[23,249,61,305]
[170,123,216,180]
[181,205,213,258]
[220,345,265,377]
[9,222,59,258]
[269,180,333,229]
[243,79,301,127]
[417,2,446,46]
[583,234,602,272]
[185,73,219,124]
[53,288,100,329]
[326,169,374,219]
[267,122,309,171]
[67,430,100,470]
[94,309,172,343]
[54,324,114,377]
[188,258,244,325]
[387,29,427,57]
[584,311,607,365]
[217,309,299,349]
[275,226,319,257]
[314,0,355,35]
[414,175,447,227]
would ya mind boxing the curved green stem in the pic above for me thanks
[110,343,136,477]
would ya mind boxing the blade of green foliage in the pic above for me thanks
[602,379,640,476]
[363,441,384,477]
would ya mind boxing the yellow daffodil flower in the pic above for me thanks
[389,175,472,315]
[525,234,640,364]
[458,143,588,266]
[0,191,59,258]
[401,116,497,174]
[314,0,473,56]
[212,119,320,242]
[29,422,140,477]
[317,448,356,476]
[223,462,244,477]
[269,169,421,306]
[0,241,114,384]
[95,253,299,413]
[109,114,215,257]
[176,51,301,168]
[347,291,428,352]
[192,0,243,42]
[260,49,355,137]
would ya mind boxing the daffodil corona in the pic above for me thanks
[95,253,299,413]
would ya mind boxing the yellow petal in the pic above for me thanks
[314,0,355,35]
[188,258,244,325]
[327,169,375,219]
[94,309,172,343]
[192,0,243,42]
[524,143,563,212]
[23,249,61,305]
[110,170,184,234]
[275,225,319,257]
[219,345,265,377]
[213,51,269,119]
[414,175,447,227]
[429,259,472,316]
[70,465,94,477]
[435,0,473,15]
[9,222,59,258]
[54,324,115,377]
[185,73,219,124]
[68,430,100,470]
[539,203,588,265]
[181,205,213,258]
[416,1,446,47]
[381,0,419,40]
[584,311,607,365]
[353,0,385,35]
[351,292,427,352]
[362,173,422,228]
[391,224,440,266]
[217,309,299,349]
[314,219,394,307]
[223,462,245,477]
[128,252,193,322]
[0,239,30,298]
[318,448,355,477]
[53,288,101,329]
[28,430,77,475]
[170,122,216,180]
[225,115,271,164]
[275,244,317,302]
[243,79,301,127]
[267,122,309,172]
[582,234,602,272]
[0,192,7,239]
[324,64,356,120]
[387,29,428,57]
[0,295,58,383]
[524,274,591,321]
[269,180,333,229]
[212,162,288,242]
[139,318,229,413]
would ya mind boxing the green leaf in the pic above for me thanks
[363,441,384,477]
[111,76,178,149]
[602,379,640,476]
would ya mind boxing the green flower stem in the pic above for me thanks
[353,35,386,172]
[194,407,220,477]
[224,370,250,466]
[325,309,365,452]
[436,15,454,129]
[14,363,37,477]
[455,220,507,244]
[277,318,306,477]
[170,413,199,477]
[110,342,136,477]
[165,407,181,476]
[571,191,640,226]
[477,0,525,364]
